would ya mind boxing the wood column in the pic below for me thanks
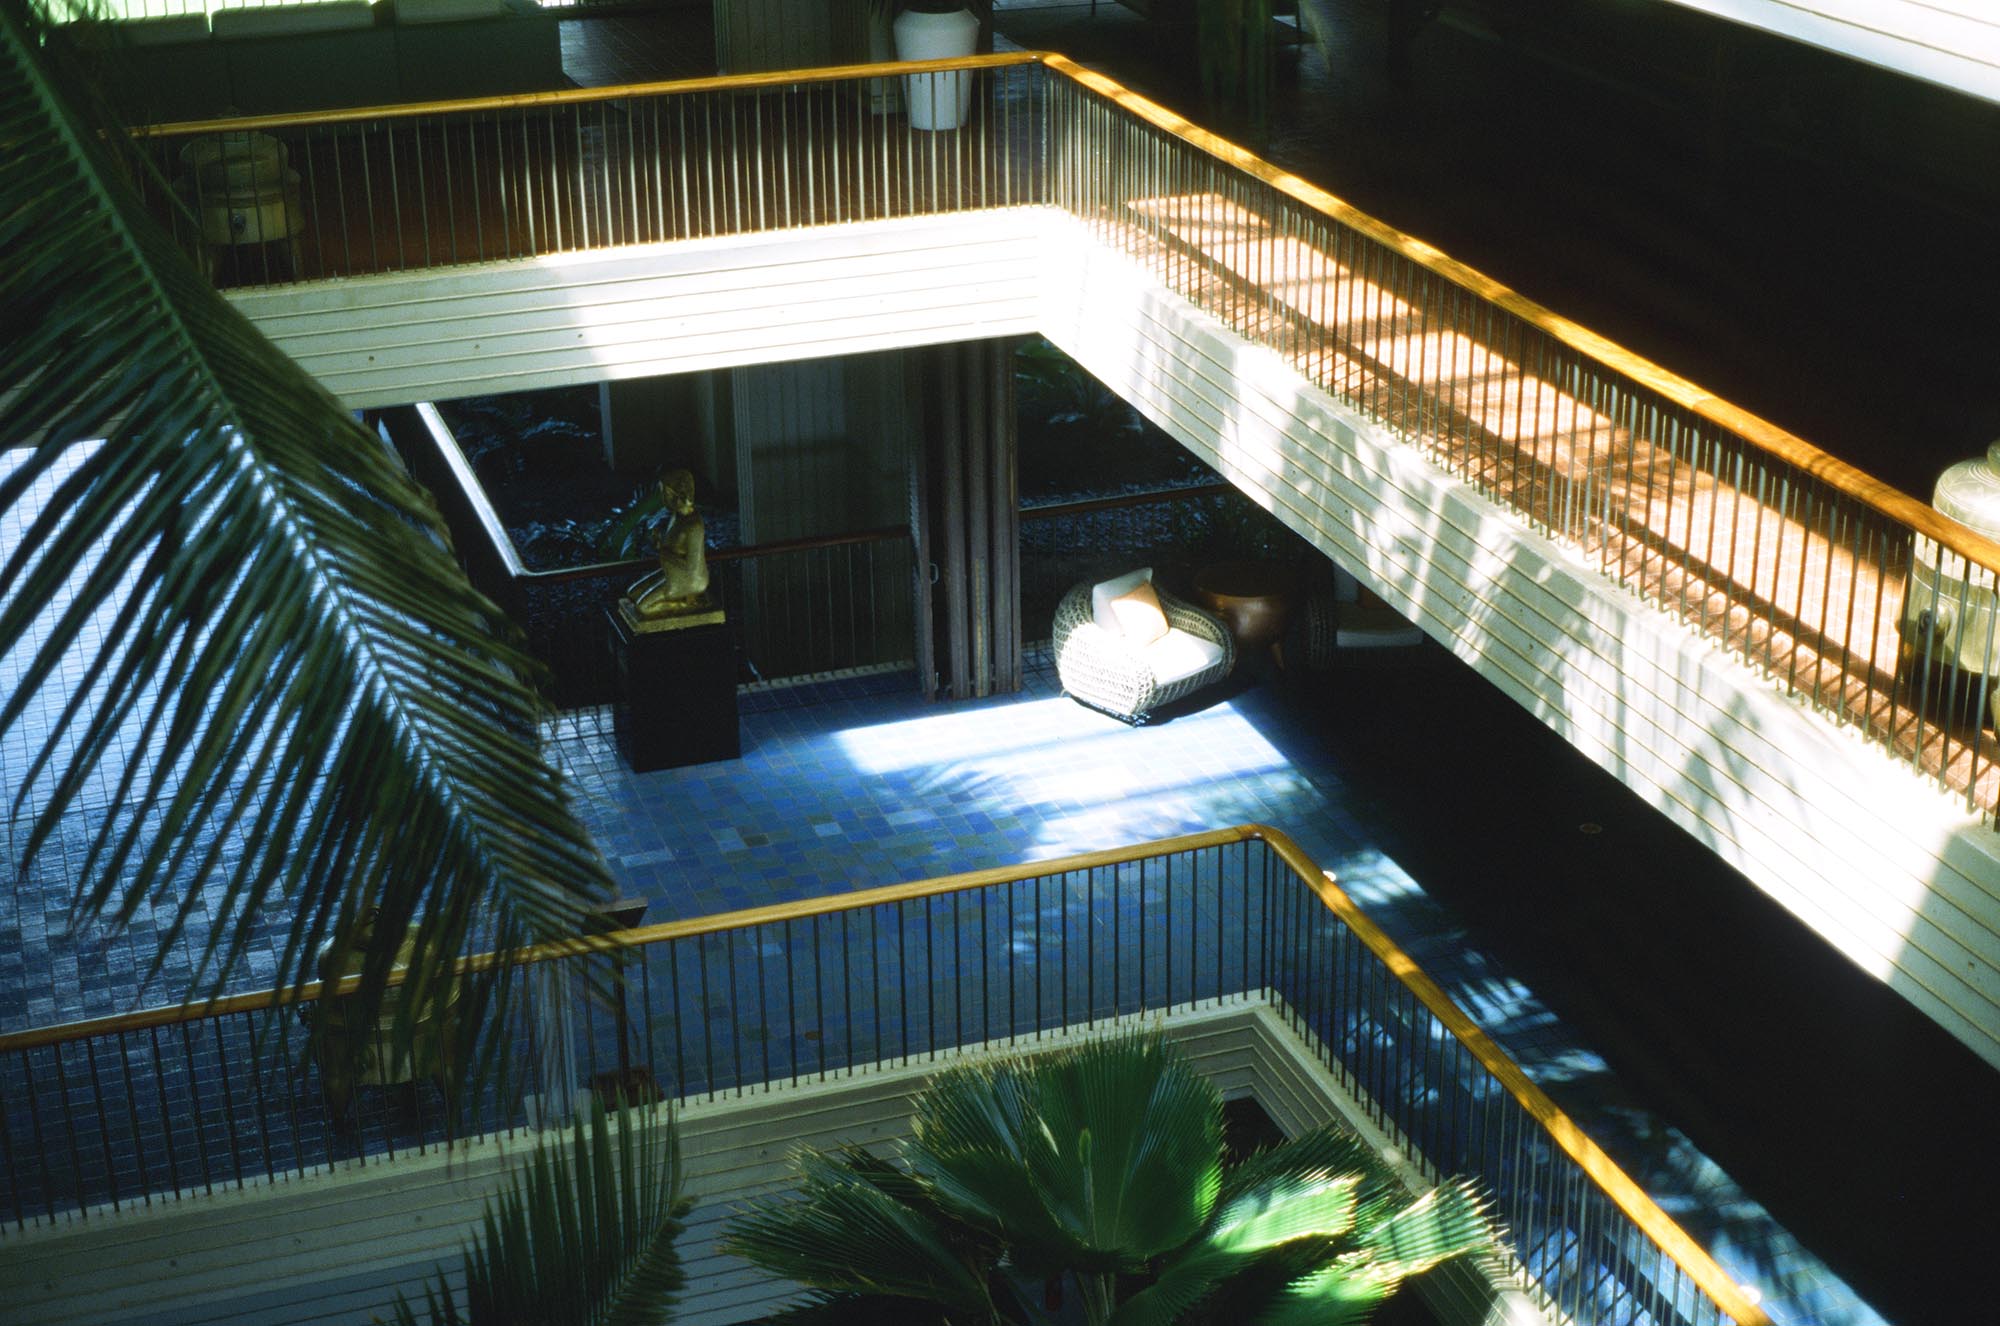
[912,338,1019,700]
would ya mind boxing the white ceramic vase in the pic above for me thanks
[892,6,979,131]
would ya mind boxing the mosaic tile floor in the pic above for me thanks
[0,436,1913,1324]
[535,653,1881,1326]
[5,10,1987,1319]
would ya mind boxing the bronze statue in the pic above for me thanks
[620,469,721,630]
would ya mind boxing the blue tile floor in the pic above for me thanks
[543,651,1881,1326]
[0,448,1960,1323]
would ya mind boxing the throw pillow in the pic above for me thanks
[1091,568,1170,644]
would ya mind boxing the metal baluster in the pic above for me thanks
[1785,476,1815,696]
[897,898,914,1063]
[1236,840,1250,1002]
[672,99,691,241]
[0,1052,24,1226]
[241,1012,279,1176]
[1665,411,1692,620]
[801,82,817,227]
[696,932,714,1100]
[804,913,821,1080]
[1136,856,1148,1014]
[170,1023,212,1196]
[615,98,636,244]
[781,918,798,1088]
[833,910,851,1076]
[75,1036,125,1214]
[21,1046,55,1222]
[1743,459,1773,662]
[866,902,882,1066]
[1003,880,1016,1041]
[972,887,990,1046]
[1524,329,1550,531]
[1028,877,1043,1038]
[665,936,685,1097]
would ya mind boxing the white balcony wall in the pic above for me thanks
[229,209,2000,1072]
[230,211,1052,411]
[1033,214,2000,1073]
[0,1006,1537,1325]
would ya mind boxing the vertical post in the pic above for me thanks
[532,958,579,1129]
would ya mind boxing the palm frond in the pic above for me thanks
[724,1145,1000,1314]
[397,1101,689,1326]
[1108,1172,1362,1326]
[910,1032,1223,1271]
[758,1293,958,1325]
[1344,1178,1493,1282]
[1253,1178,1495,1326]
[0,0,614,1080]
[1217,1126,1398,1209]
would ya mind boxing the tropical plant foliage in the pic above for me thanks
[726,1034,1495,1324]
[0,0,615,1085]
[395,1101,691,1326]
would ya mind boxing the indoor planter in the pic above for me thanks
[886,0,979,131]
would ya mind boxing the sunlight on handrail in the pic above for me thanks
[1,824,1769,1323]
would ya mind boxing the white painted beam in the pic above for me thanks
[230,211,1055,409]
[1657,0,2000,104]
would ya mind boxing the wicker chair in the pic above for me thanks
[1052,579,1235,723]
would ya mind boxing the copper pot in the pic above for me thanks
[1193,559,1296,651]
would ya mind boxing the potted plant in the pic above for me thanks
[726,1033,1494,1320]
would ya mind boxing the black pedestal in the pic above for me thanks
[607,610,740,772]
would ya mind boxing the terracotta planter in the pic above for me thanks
[893,6,978,131]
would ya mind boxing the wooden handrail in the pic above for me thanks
[1255,825,1773,1326]
[1035,52,2000,579]
[0,823,1768,1322]
[137,50,1996,572]
[0,826,1257,1052]
[1020,481,1233,520]
[127,51,1045,137]
[527,523,911,587]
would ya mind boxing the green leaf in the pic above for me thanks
[910,1032,1223,1273]
[0,0,616,1095]
[725,1145,1001,1314]
[412,1101,688,1325]
[1345,1178,1494,1283]
[1110,1174,1361,1326]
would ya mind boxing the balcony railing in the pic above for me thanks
[130,53,2000,822]
[0,826,1768,1325]
[379,402,916,703]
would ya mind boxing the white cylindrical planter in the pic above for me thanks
[893,6,979,131]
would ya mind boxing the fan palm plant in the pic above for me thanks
[726,1034,1494,1324]
[1,0,614,1090]
[394,1100,691,1325]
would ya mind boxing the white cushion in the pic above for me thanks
[213,3,376,38]
[1142,629,1226,687]
[395,0,511,23]
[1091,568,1169,644]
